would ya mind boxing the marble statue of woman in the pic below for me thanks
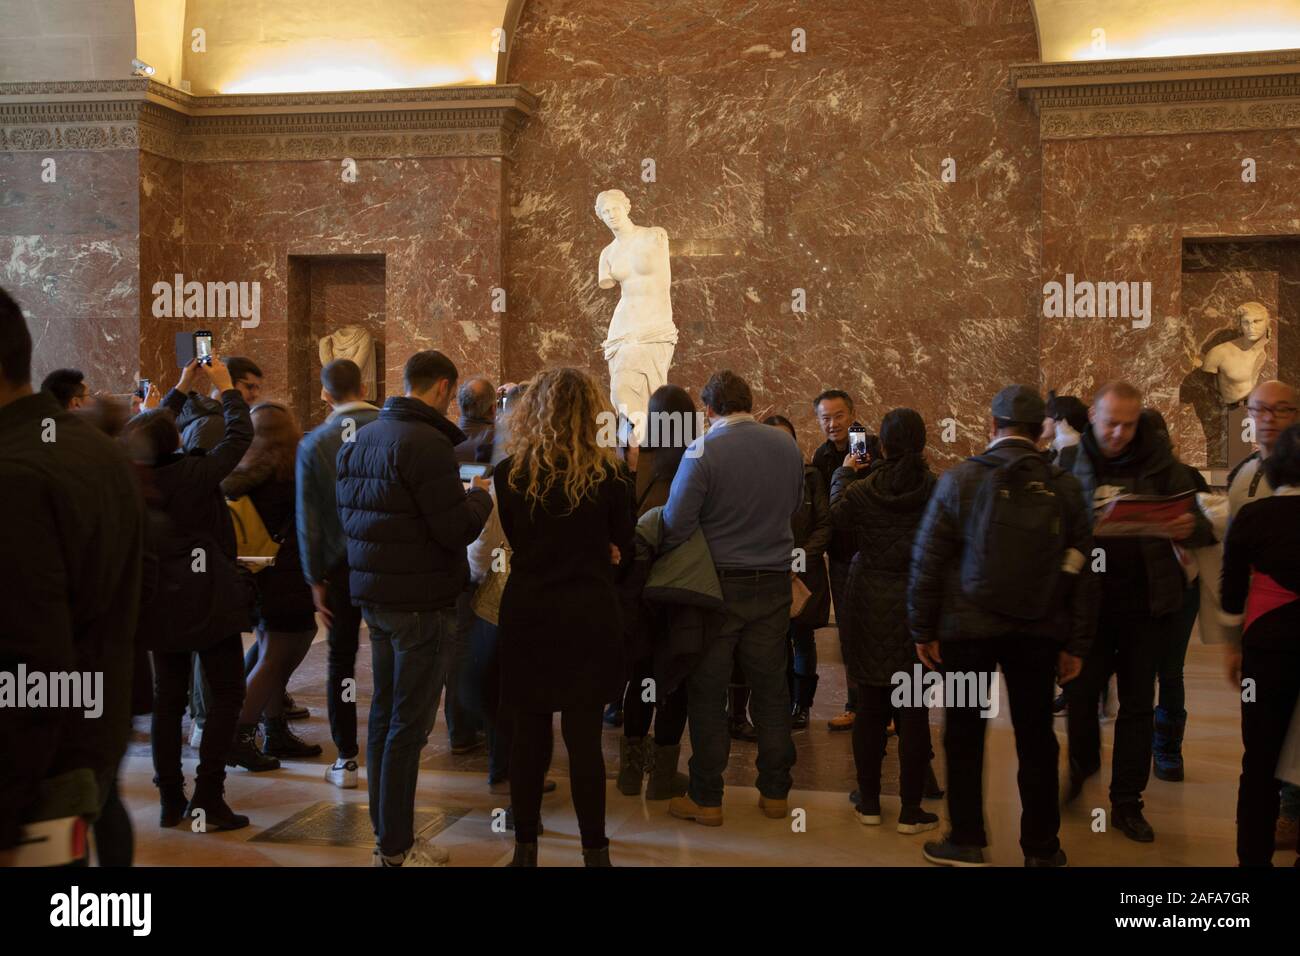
[595,189,677,435]
[319,325,377,396]
[1201,301,1270,407]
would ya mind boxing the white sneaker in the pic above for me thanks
[374,839,449,867]
[188,723,203,749]
[406,840,450,867]
[326,758,359,789]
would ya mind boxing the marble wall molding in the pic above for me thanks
[1,79,537,161]
[1012,51,1300,139]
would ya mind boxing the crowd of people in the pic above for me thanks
[2,280,1298,868]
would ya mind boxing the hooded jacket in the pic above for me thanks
[152,389,252,560]
[165,389,225,452]
[1072,421,1213,618]
[336,396,492,611]
[831,457,936,685]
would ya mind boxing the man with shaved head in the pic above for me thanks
[1225,378,1299,852]
[1228,380,1299,518]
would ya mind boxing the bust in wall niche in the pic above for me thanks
[595,188,677,437]
[1200,301,1270,407]
[319,325,376,396]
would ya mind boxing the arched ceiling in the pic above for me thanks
[3,1,1299,89]
[1032,0,1300,61]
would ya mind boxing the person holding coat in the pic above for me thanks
[494,367,635,866]
[830,408,940,834]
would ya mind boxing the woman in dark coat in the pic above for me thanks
[494,367,635,866]
[616,384,699,799]
[121,356,252,832]
[830,408,939,834]
[221,402,320,768]
[765,415,831,728]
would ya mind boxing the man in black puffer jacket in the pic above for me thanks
[908,385,1096,868]
[1065,381,1213,843]
[336,350,492,867]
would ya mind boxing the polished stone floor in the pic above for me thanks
[116,625,1274,867]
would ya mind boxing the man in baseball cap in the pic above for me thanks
[908,384,1097,867]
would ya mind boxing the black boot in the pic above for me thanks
[923,762,945,800]
[157,780,188,828]
[226,723,281,772]
[1112,802,1156,843]
[1152,707,1186,782]
[645,740,688,800]
[616,736,646,796]
[509,843,538,866]
[185,781,250,832]
[582,844,613,867]
[263,716,322,758]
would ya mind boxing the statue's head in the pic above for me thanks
[1237,301,1270,343]
[595,189,632,230]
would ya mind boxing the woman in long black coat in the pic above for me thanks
[493,367,635,867]
[829,408,939,834]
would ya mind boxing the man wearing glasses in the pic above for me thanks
[1226,379,1299,855]
[1229,380,1300,517]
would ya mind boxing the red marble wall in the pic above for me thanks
[139,150,185,395]
[289,255,386,429]
[135,155,506,423]
[505,0,1043,463]
[1039,129,1300,468]
[1,149,140,393]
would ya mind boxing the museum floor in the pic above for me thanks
[117,626,1269,867]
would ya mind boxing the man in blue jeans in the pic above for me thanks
[662,370,804,826]
[337,350,492,867]
[296,358,381,788]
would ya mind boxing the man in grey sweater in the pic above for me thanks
[662,370,804,827]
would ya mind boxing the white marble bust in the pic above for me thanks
[595,189,677,433]
[1201,301,1270,406]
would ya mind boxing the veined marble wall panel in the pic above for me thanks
[507,0,1043,463]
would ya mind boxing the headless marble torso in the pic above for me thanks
[599,225,677,359]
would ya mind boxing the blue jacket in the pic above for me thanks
[295,402,381,584]
[336,397,492,610]
[662,415,804,570]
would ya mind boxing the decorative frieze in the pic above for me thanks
[1010,51,1300,139]
[0,79,536,161]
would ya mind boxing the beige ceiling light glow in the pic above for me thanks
[175,0,511,95]
[1033,0,1300,61]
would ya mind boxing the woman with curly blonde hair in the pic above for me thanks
[494,367,635,866]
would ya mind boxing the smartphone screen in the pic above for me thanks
[848,427,868,461]
[194,331,213,365]
[459,462,490,482]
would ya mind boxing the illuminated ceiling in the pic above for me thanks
[132,0,520,95]
[1033,0,1300,61]
[60,0,1281,94]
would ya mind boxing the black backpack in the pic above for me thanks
[960,451,1067,621]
